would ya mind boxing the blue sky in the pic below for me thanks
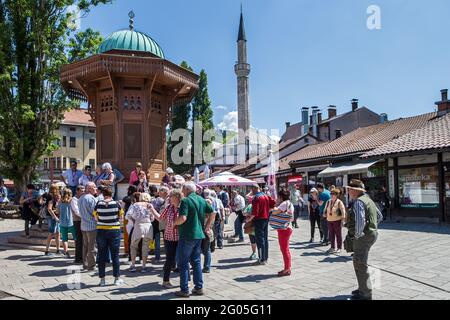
[80,0,450,135]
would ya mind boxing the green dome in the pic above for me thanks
[97,29,165,59]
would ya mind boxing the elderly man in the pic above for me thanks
[345,179,383,301]
[231,190,246,242]
[79,182,98,271]
[173,182,214,298]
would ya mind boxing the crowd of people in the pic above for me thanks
[18,161,383,300]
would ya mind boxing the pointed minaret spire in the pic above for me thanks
[238,5,246,42]
[235,5,251,161]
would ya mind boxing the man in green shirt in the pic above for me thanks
[174,182,214,298]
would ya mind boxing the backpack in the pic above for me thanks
[269,201,293,230]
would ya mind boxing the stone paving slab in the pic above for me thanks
[1,218,450,300]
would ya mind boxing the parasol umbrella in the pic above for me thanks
[199,172,257,187]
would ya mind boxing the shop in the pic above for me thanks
[317,160,387,201]
[386,153,450,222]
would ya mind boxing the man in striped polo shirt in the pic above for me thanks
[94,186,124,286]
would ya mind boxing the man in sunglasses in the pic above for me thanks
[61,161,83,196]
[79,166,94,187]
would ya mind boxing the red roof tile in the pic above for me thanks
[363,113,450,157]
[62,109,95,127]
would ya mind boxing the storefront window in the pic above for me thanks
[398,166,439,208]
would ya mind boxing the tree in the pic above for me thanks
[167,61,193,173]
[0,0,111,201]
[191,69,214,166]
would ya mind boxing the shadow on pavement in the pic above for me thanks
[215,262,257,270]
[217,257,250,264]
[234,274,278,283]
[41,283,98,293]
[319,256,352,263]
[378,222,450,235]
[109,281,162,295]
[312,294,352,301]
[300,251,326,256]
[132,291,180,300]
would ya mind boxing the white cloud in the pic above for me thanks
[218,111,238,132]
[216,105,228,111]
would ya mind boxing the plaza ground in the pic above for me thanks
[0,217,450,300]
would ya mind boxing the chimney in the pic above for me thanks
[311,106,319,137]
[302,107,309,125]
[285,122,291,130]
[328,105,337,119]
[351,99,359,112]
[309,115,314,126]
[302,107,310,135]
[335,129,343,139]
[317,112,322,124]
[436,89,450,116]
[380,113,388,124]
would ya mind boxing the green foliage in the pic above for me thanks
[167,61,193,174]
[191,69,214,165]
[0,0,111,195]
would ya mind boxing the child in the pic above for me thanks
[58,188,77,258]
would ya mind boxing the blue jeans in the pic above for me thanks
[154,231,161,261]
[96,229,121,279]
[177,239,203,293]
[234,210,244,240]
[203,244,211,271]
[214,221,223,248]
[254,219,269,262]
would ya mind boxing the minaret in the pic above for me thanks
[235,6,251,160]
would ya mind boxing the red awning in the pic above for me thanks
[288,176,302,184]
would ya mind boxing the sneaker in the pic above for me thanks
[351,289,360,296]
[64,252,71,259]
[326,248,336,254]
[202,268,210,274]
[335,249,341,254]
[309,238,314,243]
[114,278,124,286]
[249,253,257,260]
[277,270,291,277]
[99,278,106,287]
[350,294,372,301]
[294,225,299,229]
[192,287,204,296]
[129,265,137,272]
[254,260,266,266]
[175,290,190,298]
[162,281,174,289]
[235,239,245,243]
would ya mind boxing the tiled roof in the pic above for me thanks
[363,113,450,157]
[290,112,436,164]
[63,109,95,127]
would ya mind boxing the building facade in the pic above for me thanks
[37,109,97,181]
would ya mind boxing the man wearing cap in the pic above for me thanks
[61,161,83,196]
[345,179,383,300]
[129,162,142,186]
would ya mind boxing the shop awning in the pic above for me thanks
[318,160,380,177]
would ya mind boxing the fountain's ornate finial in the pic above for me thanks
[129,11,135,30]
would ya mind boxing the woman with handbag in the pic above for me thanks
[325,188,347,254]
[243,202,258,260]
[270,189,294,277]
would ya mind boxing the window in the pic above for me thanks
[304,138,309,143]
[89,159,96,169]
[70,127,76,132]
[44,158,49,170]
[398,166,439,208]
[63,157,67,170]
[55,139,61,147]
[70,137,76,148]
[89,129,95,134]
[89,139,95,150]
[62,136,67,147]
[56,158,61,170]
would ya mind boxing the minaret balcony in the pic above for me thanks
[235,63,251,77]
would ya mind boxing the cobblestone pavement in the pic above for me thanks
[1,218,450,300]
